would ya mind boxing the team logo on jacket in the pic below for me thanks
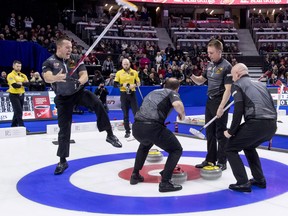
[215,68,223,74]
[53,62,60,69]
[68,59,75,69]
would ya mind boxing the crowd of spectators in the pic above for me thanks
[261,53,288,85]
[1,9,288,89]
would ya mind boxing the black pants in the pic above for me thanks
[54,89,112,158]
[9,93,25,127]
[226,119,277,184]
[205,97,229,164]
[120,91,138,133]
[132,122,183,182]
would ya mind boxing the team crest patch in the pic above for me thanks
[53,62,60,68]
[215,68,223,74]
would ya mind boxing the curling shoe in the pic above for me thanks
[159,181,182,192]
[229,182,251,192]
[216,163,227,171]
[195,161,214,168]
[125,131,131,138]
[54,162,68,175]
[249,178,266,188]
[130,173,144,185]
[106,135,122,148]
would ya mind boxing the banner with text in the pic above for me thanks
[0,91,57,121]
[129,0,288,5]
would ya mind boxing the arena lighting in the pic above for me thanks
[253,8,256,10]
[280,7,282,10]
[259,9,261,13]
[156,7,160,12]
[109,6,113,11]
[209,10,214,15]
[105,4,108,6]
[272,9,275,15]
[205,8,208,11]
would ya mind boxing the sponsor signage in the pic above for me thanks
[0,91,122,122]
[129,0,287,5]
[0,91,57,121]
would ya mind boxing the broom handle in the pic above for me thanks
[200,100,234,131]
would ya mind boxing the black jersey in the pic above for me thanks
[135,88,181,124]
[203,58,233,98]
[232,75,277,121]
[42,54,86,96]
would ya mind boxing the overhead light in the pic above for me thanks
[109,6,113,11]
[259,9,261,14]
[205,8,208,11]
[156,7,160,12]
[105,4,108,7]
[253,8,256,11]
[210,10,214,15]
[280,8,282,10]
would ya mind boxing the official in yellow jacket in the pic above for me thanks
[7,60,29,128]
[114,58,140,138]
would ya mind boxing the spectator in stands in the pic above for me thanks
[190,44,202,58]
[157,65,166,78]
[0,71,8,87]
[165,43,174,59]
[117,24,126,37]
[15,15,23,30]
[148,72,160,86]
[165,67,174,79]
[92,70,104,86]
[24,16,34,31]
[94,82,109,113]
[155,51,163,72]
[139,54,151,70]
[105,73,115,86]
[267,72,278,85]
[29,72,45,91]
[231,57,238,66]
[174,45,184,60]
[139,68,150,86]
[8,13,16,29]
[191,65,202,76]
[278,62,287,76]
[88,54,101,65]
[200,10,208,20]
[102,56,114,77]
[0,34,5,40]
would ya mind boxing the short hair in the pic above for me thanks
[164,78,180,90]
[56,36,71,47]
[13,60,21,65]
[207,39,223,51]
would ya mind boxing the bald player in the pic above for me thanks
[224,63,277,192]
[114,58,141,138]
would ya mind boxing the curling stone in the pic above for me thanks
[200,165,222,180]
[116,122,125,131]
[171,165,187,184]
[146,149,163,163]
